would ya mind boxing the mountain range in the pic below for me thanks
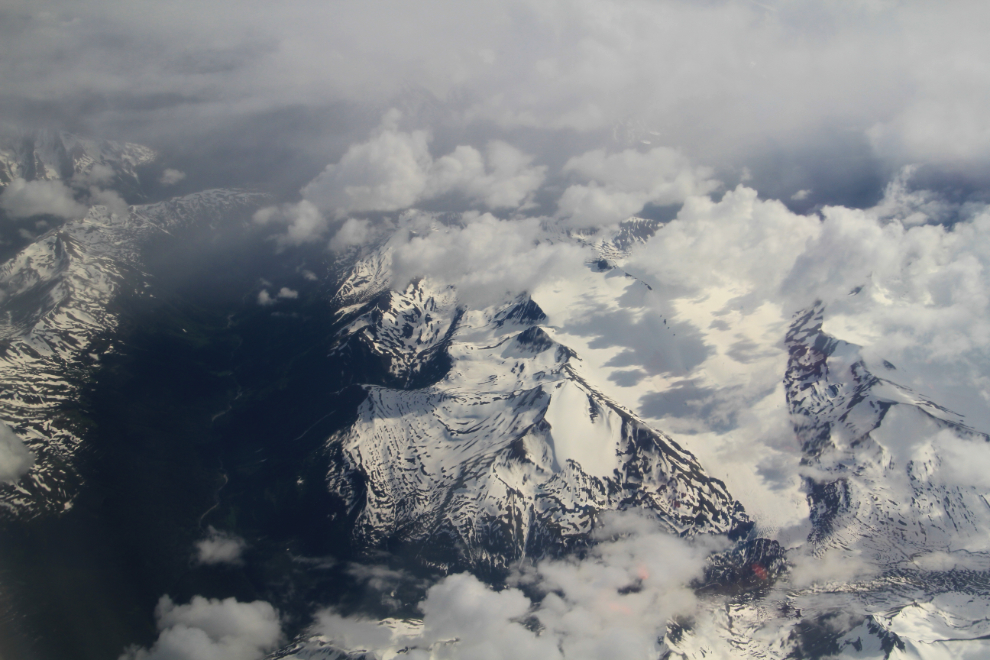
[0,132,988,660]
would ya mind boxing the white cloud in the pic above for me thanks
[0,421,33,484]
[787,548,875,589]
[935,430,990,489]
[426,140,546,209]
[346,563,412,593]
[329,217,374,252]
[0,177,131,223]
[389,211,588,307]
[309,610,399,653]
[6,0,990,183]
[0,177,87,219]
[310,511,715,659]
[87,186,130,218]
[790,189,811,201]
[558,147,719,227]
[265,114,546,247]
[160,168,186,185]
[301,110,433,217]
[513,174,990,541]
[119,595,281,660]
[257,287,299,306]
[194,528,247,566]
[869,165,955,226]
[72,163,116,186]
[253,200,328,247]
[628,185,821,298]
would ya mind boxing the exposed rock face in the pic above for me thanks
[322,251,749,573]
[786,302,990,563]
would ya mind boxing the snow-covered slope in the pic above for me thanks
[323,245,749,572]
[0,189,267,517]
[787,302,990,564]
[276,218,990,658]
[0,130,156,188]
[651,303,990,659]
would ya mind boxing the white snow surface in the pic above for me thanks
[287,215,990,659]
[325,248,745,570]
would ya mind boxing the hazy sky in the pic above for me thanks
[4,0,990,205]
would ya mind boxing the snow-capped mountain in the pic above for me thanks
[0,130,156,189]
[1,155,987,658]
[650,303,990,658]
[323,252,748,572]
[0,189,267,517]
[272,225,990,658]
[787,302,990,564]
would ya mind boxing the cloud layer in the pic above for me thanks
[301,114,545,216]
[194,528,247,566]
[119,595,281,660]
[311,512,716,659]
[0,178,87,220]
[558,147,718,227]
[0,421,33,484]
[387,212,587,307]
[6,0,990,197]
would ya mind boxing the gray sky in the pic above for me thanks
[4,0,990,206]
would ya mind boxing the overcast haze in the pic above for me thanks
[4,0,990,204]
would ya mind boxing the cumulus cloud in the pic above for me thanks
[425,140,546,209]
[301,111,433,216]
[0,177,87,219]
[253,200,328,247]
[194,527,247,566]
[558,147,719,227]
[87,186,130,218]
[622,179,990,387]
[160,168,186,185]
[119,595,281,660]
[934,430,990,489]
[329,217,375,252]
[389,211,588,306]
[310,511,716,659]
[0,421,33,484]
[257,287,300,306]
[551,174,990,536]
[294,112,545,225]
[250,111,549,247]
[628,185,821,298]
[869,165,956,226]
